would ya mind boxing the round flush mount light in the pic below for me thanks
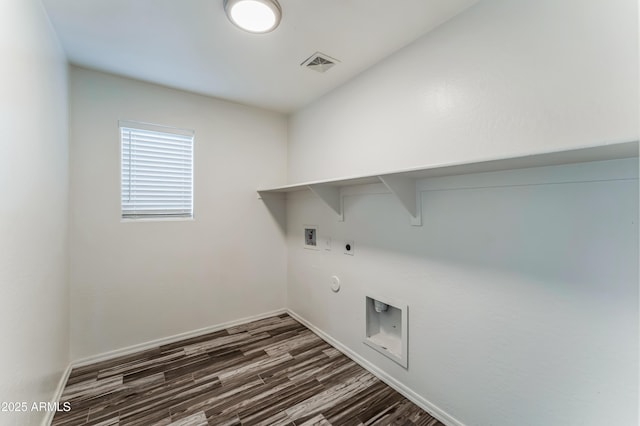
[224,0,282,34]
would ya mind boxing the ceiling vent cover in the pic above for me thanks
[301,52,339,73]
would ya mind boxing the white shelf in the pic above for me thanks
[258,141,638,225]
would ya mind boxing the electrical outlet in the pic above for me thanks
[344,240,354,256]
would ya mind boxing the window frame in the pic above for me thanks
[119,120,195,221]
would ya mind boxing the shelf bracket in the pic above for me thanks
[378,174,422,226]
[256,191,287,232]
[308,184,344,221]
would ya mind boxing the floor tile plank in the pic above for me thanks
[52,314,443,426]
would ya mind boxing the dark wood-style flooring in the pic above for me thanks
[52,314,443,426]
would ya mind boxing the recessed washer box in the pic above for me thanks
[303,225,318,250]
[364,295,408,368]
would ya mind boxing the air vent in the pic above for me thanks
[301,52,339,73]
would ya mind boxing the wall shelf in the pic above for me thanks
[258,141,638,226]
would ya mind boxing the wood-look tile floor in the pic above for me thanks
[53,314,443,426]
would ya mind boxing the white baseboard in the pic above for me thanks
[286,309,465,426]
[46,307,462,426]
[41,363,72,426]
[72,308,287,367]
[45,308,287,425]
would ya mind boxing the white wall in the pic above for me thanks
[69,67,288,360]
[286,0,639,425]
[287,159,638,426]
[0,0,69,424]
[288,0,638,182]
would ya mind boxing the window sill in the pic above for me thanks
[120,217,194,223]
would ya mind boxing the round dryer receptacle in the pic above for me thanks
[330,275,340,292]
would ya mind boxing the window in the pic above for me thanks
[120,121,194,219]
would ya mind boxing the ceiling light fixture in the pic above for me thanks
[224,0,282,34]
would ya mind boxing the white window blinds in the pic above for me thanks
[120,122,194,219]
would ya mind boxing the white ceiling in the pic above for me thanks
[42,0,477,113]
